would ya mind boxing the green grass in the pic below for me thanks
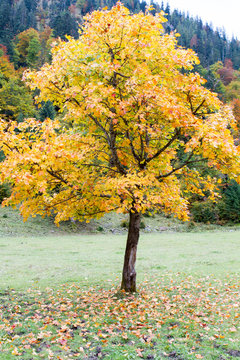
[0,230,240,290]
[1,207,240,359]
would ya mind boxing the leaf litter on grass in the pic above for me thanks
[0,274,239,360]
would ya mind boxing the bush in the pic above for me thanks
[96,226,104,232]
[190,181,240,224]
[120,219,146,229]
[190,200,219,223]
[140,220,146,229]
[0,183,11,204]
[219,181,240,223]
[120,219,128,228]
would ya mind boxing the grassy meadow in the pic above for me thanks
[1,231,240,291]
[0,207,240,359]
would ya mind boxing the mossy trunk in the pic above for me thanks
[121,210,141,292]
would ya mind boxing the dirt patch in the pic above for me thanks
[226,350,240,357]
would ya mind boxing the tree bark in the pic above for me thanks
[121,210,141,292]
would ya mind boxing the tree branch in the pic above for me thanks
[88,114,110,143]
[81,163,120,174]
[2,142,20,154]
[126,130,140,162]
[193,99,205,115]
[146,128,180,163]
[47,168,68,185]
[157,155,206,179]
[76,206,119,217]
[45,194,79,209]
[109,119,127,175]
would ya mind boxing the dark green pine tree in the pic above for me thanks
[50,11,79,39]
[39,100,56,122]
[222,181,240,223]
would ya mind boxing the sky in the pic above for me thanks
[161,0,240,39]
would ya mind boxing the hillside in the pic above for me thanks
[1,0,240,68]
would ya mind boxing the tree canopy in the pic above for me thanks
[0,3,240,291]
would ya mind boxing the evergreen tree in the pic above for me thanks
[26,36,41,68]
[50,11,79,39]
[39,100,56,121]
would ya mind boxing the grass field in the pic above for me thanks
[1,231,240,290]
[0,208,240,359]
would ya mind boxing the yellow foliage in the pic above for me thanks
[0,3,240,223]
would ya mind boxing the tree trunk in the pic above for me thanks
[121,210,141,292]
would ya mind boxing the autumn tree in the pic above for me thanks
[232,98,240,139]
[0,79,36,121]
[1,4,240,292]
[0,45,15,79]
[12,27,54,69]
[217,59,235,86]
[225,77,240,102]
[13,28,41,68]
[0,44,36,121]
